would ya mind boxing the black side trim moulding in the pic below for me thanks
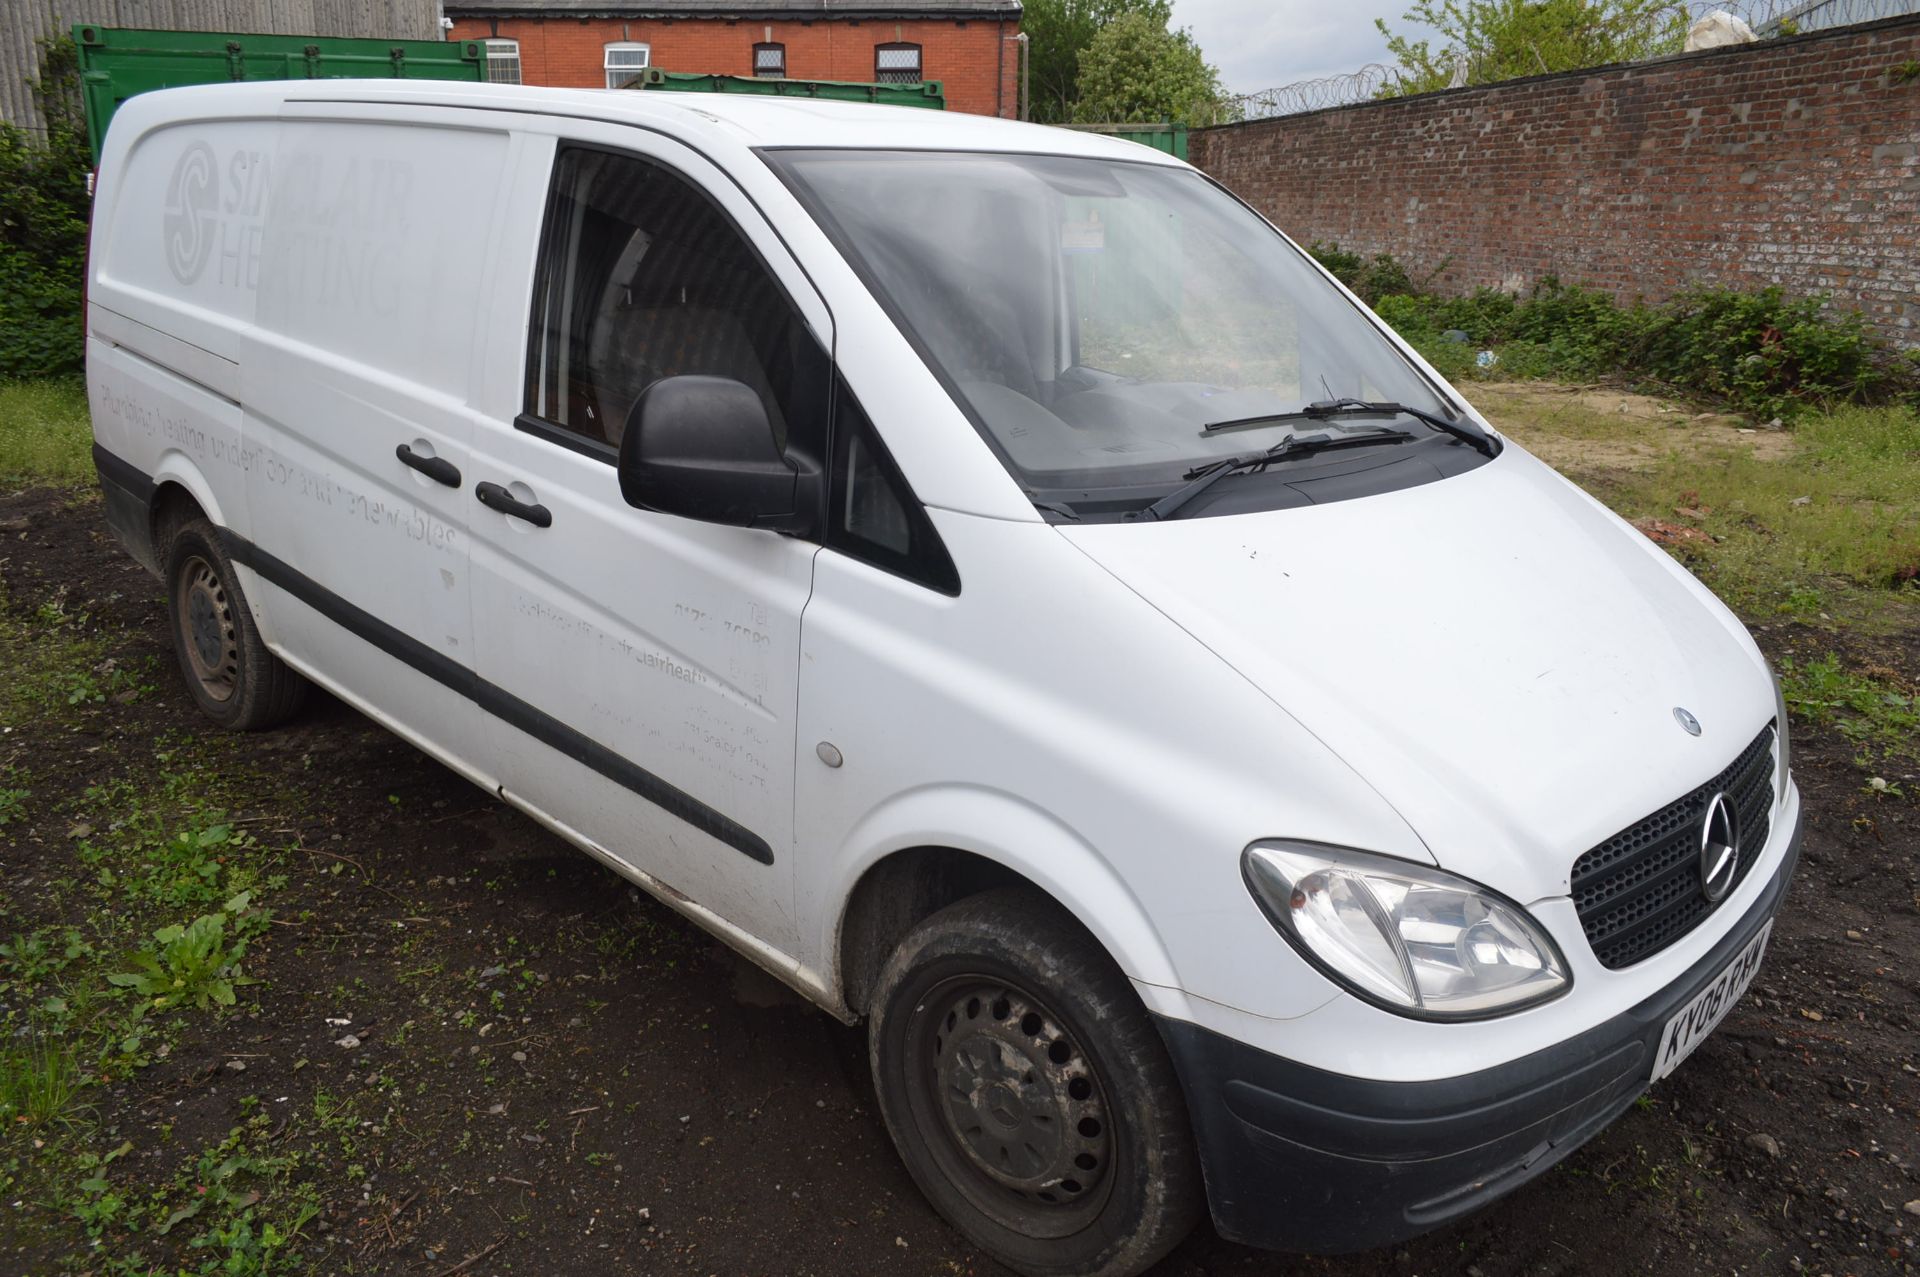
[140,503,777,865]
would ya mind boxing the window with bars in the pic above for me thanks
[604,42,650,89]
[484,38,521,85]
[874,42,922,83]
[752,42,786,78]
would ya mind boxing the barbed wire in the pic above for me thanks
[1194,64,1401,126]
[1201,0,1915,126]
[1710,0,1918,31]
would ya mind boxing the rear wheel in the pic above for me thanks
[163,518,307,730]
[868,889,1202,1277]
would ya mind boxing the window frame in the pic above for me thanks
[825,375,961,595]
[516,141,957,591]
[874,41,923,83]
[752,42,786,78]
[483,38,522,85]
[603,41,651,89]
[517,140,823,467]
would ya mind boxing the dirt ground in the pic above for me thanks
[1470,382,1797,473]
[1,482,1916,1277]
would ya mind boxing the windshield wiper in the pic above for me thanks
[1205,398,1499,458]
[1125,427,1415,522]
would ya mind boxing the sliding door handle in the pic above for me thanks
[475,480,553,529]
[396,443,461,488]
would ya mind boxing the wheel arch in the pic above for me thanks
[826,787,1181,1019]
[147,453,229,547]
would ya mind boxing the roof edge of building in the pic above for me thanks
[447,3,1021,15]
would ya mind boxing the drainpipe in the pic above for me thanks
[1013,30,1029,121]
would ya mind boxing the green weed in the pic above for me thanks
[108,892,264,1011]
[0,926,94,997]
[1778,652,1919,763]
[86,817,258,912]
[0,784,25,825]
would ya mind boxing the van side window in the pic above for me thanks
[828,382,959,596]
[524,146,828,465]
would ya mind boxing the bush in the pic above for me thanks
[1309,242,1420,305]
[0,35,90,379]
[1309,243,1920,419]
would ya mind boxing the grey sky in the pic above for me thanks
[1172,0,1426,97]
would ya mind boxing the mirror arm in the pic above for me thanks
[758,456,823,538]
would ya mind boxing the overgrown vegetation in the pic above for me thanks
[1311,244,1920,421]
[0,33,90,379]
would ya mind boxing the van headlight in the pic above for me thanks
[1243,842,1569,1020]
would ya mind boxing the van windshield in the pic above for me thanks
[770,149,1466,516]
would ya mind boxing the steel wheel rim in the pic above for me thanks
[904,974,1116,1238]
[177,555,239,703]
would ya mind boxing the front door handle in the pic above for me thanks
[475,480,553,528]
[396,443,461,488]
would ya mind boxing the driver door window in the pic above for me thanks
[523,146,819,458]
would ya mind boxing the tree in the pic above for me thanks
[0,33,91,377]
[1070,11,1226,125]
[1022,0,1172,124]
[1375,0,1689,97]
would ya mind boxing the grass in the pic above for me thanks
[0,1034,88,1129]
[0,376,92,487]
[1637,406,1920,607]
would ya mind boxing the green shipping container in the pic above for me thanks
[637,68,944,110]
[73,25,486,163]
[1061,123,1190,162]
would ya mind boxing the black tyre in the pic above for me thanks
[163,517,307,730]
[868,888,1203,1277]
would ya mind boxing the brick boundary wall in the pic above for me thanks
[1190,16,1920,348]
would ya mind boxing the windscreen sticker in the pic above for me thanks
[1061,213,1106,254]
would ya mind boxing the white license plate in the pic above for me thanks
[1650,920,1771,1083]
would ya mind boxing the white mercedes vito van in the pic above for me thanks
[86,80,1798,1276]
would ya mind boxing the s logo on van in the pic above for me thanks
[162,142,219,284]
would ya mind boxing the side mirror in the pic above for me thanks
[617,375,818,535]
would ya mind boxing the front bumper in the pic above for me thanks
[1155,804,1802,1255]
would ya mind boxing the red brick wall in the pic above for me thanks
[1192,16,1920,347]
[448,14,1021,118]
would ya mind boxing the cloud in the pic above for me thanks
[1172,0,1426,97]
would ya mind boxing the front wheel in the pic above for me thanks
[163,518,308,731]
[867,889,1203,1277]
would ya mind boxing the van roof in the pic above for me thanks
[123,79,1184,166]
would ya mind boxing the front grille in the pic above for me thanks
[1571,724,1776,969]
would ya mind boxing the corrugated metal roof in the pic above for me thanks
[446,0,1020,15]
